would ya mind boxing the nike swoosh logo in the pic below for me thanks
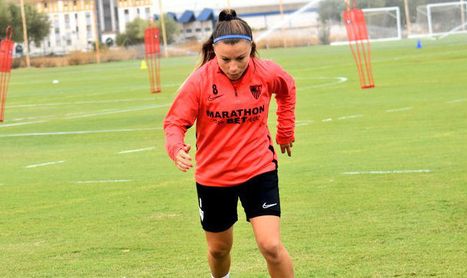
[208,94,224,101]
[262,202,278,209]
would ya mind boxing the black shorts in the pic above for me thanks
[196,170,281,232]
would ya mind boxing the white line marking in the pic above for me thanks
[342,169,432,175]
[295,120,313,127]
[11,115,55,121]
[337,114,363,120]
[0,127,162,138]
[65,112,87,116]
[0,121,46,128]
[385,107,412,113]
[74,179,131,184]
[2,104,169,127]
[322,118,333,122]
[446,98,466,104]
[8,98,156,109]
[119,147,155,154]
[298,77,348,90]
[26,160,65,168]
[65,104,169,119]
[296,123,310,127]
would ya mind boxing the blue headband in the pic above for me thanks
[213,35,252,44]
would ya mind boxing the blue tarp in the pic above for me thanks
[197,8,215,21]
[179,10,196,23]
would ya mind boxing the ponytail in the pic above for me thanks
[199,9,257,67]
[200,35,216,66]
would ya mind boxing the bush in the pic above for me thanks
[11,48,139,68]
[318,22,331,45]
[68,51,95,65]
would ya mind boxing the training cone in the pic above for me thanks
[416,39,422,49]
[140,60,147,70]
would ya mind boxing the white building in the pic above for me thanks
[32,0,98,55]
[116,0,153,34]
[30,0,154,55]
[178,8,215,41]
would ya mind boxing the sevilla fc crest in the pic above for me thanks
[250,85,262,99]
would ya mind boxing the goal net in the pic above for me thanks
[332,6,401,44]
[426,1,467,37]
[362,7,401,42]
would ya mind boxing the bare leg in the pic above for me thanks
[250,216,294,278]
[205,226,233,278]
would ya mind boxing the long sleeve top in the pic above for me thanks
[164,57,296,187]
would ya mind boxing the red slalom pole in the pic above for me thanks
[343,0,375,89]
[0,26,14,122]
[144,26,161,94]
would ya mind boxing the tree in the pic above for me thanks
[0,1,50,47]
[116,18,149,46]
[0,0,12,37]
[116,15,180,47]
[318,0,346,23]
[154,15,179,44]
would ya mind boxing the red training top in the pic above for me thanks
[164,57,296,187]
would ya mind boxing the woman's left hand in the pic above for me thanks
[280,142,293,157]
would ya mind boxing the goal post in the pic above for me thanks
[362,6,402,42]
[427,1,467,37]
[332,6,402,45]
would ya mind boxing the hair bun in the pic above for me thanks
[219,9,237,21]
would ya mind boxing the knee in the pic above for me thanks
[257,239,282,264]
[208,242,231,260]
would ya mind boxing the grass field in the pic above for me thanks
[0,37,466,277]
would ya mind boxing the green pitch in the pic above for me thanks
[0,37,466,277]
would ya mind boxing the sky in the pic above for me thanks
[154,0,311,13]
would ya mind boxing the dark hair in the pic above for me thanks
[200,9,257,67]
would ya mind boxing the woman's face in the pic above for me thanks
[213,40,252,81]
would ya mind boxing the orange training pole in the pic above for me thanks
[144,26,161,93]
[343,0,375,89]
[0,26,14,122]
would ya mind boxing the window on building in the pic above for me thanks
[124,9,129,22]
[87,25,92,39]
[86,12,92,25]
[65,14,70,29]
[67,39,72,46]
[186,29,192,33]
[54,15,59,28]
[195,28,202,33]
[205,27,211,32]
[145,7,150,19]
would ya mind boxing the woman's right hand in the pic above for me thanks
[175,144,193,172]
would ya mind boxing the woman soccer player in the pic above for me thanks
[164,9,295,278]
